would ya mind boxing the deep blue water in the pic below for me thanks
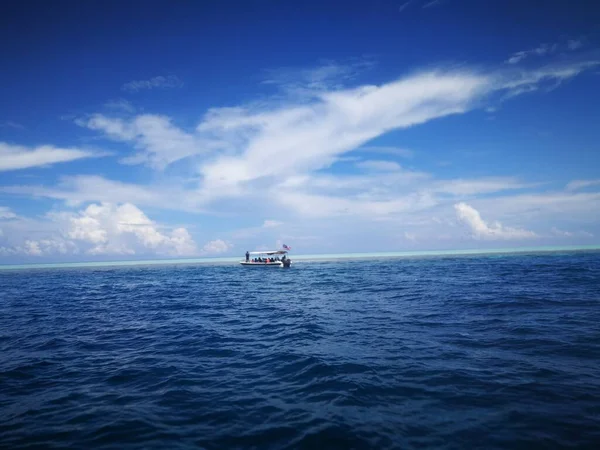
[1,252,600,449]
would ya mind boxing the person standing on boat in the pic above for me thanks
[245,251,249,262]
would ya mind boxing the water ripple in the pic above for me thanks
[1,252,600,448]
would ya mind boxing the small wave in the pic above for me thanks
[1,253,600,448]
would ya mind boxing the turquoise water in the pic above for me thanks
[1,245,599,270]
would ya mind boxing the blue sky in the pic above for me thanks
[1,0,600,262]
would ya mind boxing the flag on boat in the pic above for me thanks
[283,244,291,250]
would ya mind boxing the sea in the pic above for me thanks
[1,248,600,449]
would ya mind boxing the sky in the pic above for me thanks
[1,0,600,263]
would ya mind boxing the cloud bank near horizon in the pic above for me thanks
[1,56,598,259]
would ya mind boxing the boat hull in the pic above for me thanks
[240,261,284,267]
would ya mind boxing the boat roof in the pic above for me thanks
[248,250,287,255]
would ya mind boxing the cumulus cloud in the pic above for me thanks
[121,75,183,93]
[200,239,232,255]
[59,203,197,256]
[0,237,78,257]
[23,240,42,255]
[454,202,537,239]
[0,142,106,172]
[0,203,198,257]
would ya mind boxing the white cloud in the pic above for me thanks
[193,62,596,205]
[23,240,42,256]
[2,58,599,259]
[58,203,197,256]
[506,43,558,64]
[78,114,225,170]
[268,174,529,223]
[262,58,375,99]
[1,237,78,257]
[454,202,537,240]
[355,160,403,172]
[200,239,232,255]
[196,70,491,201]
[69,60,597,213]
[0,206,17,220]
[0,142,106,172]
[506,38,586,65]
[566,179,600,191]
[499,61,599,98]
[121,75,183,93]
[0,203,198,257]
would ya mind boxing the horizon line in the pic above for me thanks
[1,244,599,271]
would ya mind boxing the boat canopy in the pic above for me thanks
[248,250,287,255]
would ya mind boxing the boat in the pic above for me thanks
[240,248,292,267]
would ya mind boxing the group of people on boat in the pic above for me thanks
[245,251,286,264]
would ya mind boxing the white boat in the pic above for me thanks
[240,249,292,267]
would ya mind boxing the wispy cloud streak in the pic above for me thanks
[122,75,183,92]
[506,38,586,64]
[422,0,443,9]
[0,143,107,172]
